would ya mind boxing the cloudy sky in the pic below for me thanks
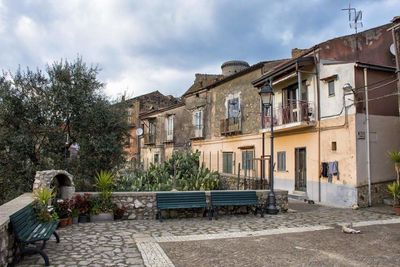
[0,0,399,99]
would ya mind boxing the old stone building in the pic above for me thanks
[253,23,400,207]
[183,60,286,180]
[124,91,179,165]
[139,74,221,168]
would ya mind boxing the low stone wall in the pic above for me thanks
[0,193,33,266]
[357,180,394,207]
[220,174,268,190]
[80,190,288,220]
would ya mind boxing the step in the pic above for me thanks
[289,191,308,201]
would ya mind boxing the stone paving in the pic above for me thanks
[16,201,399,266]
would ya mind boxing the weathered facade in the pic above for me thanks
[183,60,286,182]
[252,23,400,207]
[124,91,179,165]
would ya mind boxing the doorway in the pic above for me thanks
[295,147,307,191]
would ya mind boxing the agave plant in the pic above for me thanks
[33,187,55,207]
[388,181,400,206]
[388,151,400,183]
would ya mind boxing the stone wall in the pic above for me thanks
[357,180,394,207]
[0,193,33,266]
[82,190,288,220]
[220,174,268,190]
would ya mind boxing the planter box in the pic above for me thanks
[91,212,114,222]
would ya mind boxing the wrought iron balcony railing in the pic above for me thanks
[220,116,242,135]
[262,101,315,128]
[143,133,156,145]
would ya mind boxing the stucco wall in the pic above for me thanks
[356,114,400,186]
[319,62,356,118]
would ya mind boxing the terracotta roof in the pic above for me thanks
[182,59,287,97]
[125,90,180,113]
[254,23,393,87]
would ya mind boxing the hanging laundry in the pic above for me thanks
[328,161,339,182]
[321,162,329,177]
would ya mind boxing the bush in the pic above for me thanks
[116,150,220,191]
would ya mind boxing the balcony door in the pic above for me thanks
[295,147,307,192]
[282,85,298,124]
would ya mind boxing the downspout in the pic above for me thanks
[313,51,322,203]
[363,67,372,207]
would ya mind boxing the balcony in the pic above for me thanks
[191,125,204,140]
[143,133,156,145]
[262,101,316,132]
[220,116,242,136]
[164,134,174,143]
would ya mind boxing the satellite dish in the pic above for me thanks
[390,43,396,56]
[136,128,143,136]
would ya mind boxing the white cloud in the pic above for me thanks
[0,0,399,99]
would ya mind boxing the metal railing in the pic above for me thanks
[262,100,315,128]
[192,125,204,139]
[220,116,242,135]
[143,133,156,145]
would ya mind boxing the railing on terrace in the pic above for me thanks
[191,125,204,139]
[262,100,315,128]
[220,116,242,135]
[143,133,156,145]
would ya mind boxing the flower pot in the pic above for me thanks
[59,218,69,228]
[91,212,114,223]
[393,206,400,216]
[78,214,89,223]
[72,217,79,224]
[68,217,73,225]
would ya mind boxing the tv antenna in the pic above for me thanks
[342,3,363,33]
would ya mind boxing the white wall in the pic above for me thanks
[319,63,356,118]
[356,114,400,186]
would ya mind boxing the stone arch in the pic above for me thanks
[33,170,75,199]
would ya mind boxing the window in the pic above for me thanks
[165,115,174,141]
[127,110,132,124]
[277,151,286,171]
[328,80,335,96]
[227,97,240,118]
[331,141,337,151]
[242,150,254,170]
[223,152,233,174]
[153,153,159,164]
[192,110,203,130]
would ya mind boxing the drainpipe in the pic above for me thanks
[363,67,372,207]
[313,51,322,203]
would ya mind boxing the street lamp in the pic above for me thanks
[259,80,279,215]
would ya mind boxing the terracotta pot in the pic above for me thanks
[59,218,69,228]
[68,217,73,225]
[393,206,400,216]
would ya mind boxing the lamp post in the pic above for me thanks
[259,80,279,215]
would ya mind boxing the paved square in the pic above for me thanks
[16,201,400,266]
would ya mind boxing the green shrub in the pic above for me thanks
[116,150,220,191]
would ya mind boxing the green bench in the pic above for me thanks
[10,204,60,266]
[156,192,208,222]
[210,190,260,220]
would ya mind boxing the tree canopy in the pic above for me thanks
[0,58,129,204]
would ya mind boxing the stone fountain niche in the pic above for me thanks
[33,170,75,199]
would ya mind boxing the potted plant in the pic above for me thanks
[71,208,79,224]
[90,171,115,222]
[388,181,400,215]
[33,187,59,222]
[55,199,72,227]
[73,193,91,223]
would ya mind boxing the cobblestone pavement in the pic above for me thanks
[17,201,399,266]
